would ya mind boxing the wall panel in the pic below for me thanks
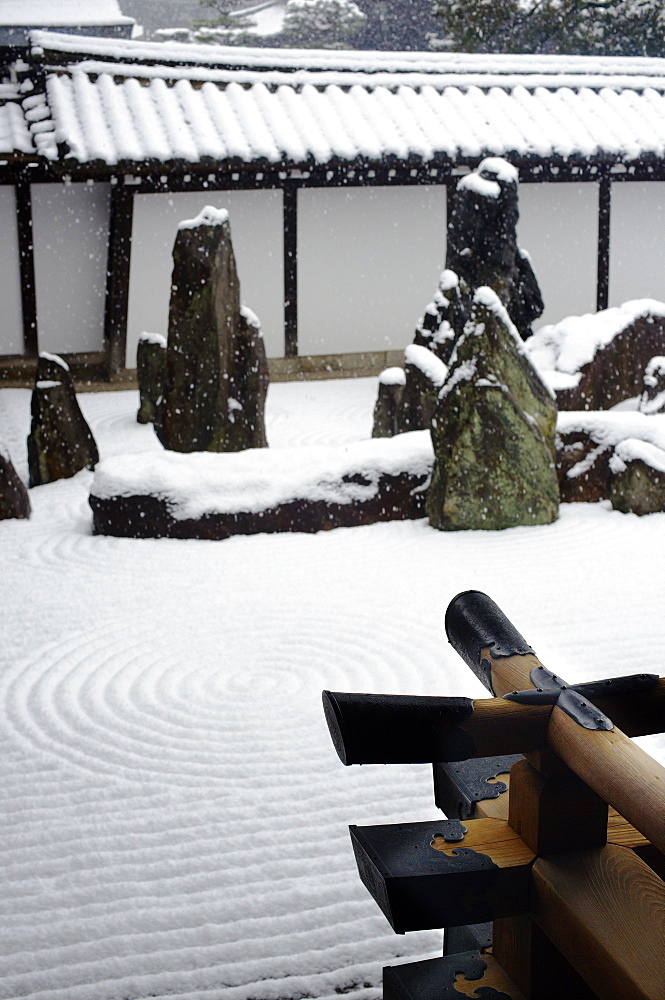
[517,182,598,330]
[609,181,665,307]
[32,182,111,354]
[297,185,447,356]
[0,186,26,356]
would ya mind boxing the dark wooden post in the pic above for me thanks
[283,183,298,358]
[597,174,611,312]
[15,174,38,357]
[103,182,134,377]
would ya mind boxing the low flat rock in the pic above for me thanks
[527,300,665,410]
[610,440,665,515]
[557,410,665,512]
[89,432,433,539]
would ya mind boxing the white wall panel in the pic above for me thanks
[126,190,284,366]
[297,186,447,356]
[0,186,23,356]
[518,182,598,330]
[32,182,111,353]
[609,181,665,307]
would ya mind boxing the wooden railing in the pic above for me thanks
[324,591,665,1000]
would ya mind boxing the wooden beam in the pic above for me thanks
[533,845,665,1000]
[103,183,134,376]
[15,175,38,357]
[323,680,665,765]
[283,183,298,358]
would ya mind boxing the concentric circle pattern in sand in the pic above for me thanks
[0,605,447,784]
[0,602,447,1000]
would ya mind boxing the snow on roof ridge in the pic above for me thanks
[29,30,665,80]
[57,61,665,95]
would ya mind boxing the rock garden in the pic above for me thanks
[2,159,664,534]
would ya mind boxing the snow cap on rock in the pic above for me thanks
[178,206,230,230]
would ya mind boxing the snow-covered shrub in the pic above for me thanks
[279,0,366,48]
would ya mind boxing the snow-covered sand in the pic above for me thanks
[0,377,664,1000]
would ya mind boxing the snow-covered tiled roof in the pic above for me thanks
[7,30,665,168]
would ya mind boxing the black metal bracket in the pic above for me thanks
[503,668,658,731]
[384,951,514,1000]
[434,755,523,819]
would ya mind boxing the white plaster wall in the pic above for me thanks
[31,182,111,354]
[517,182,599,329]
[0,186,23,356]
[297,185,447,355]
[609,181,665,306]
[126,190,284,366]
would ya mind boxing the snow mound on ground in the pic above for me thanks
[558,409,665,452]
[90,432,433,519]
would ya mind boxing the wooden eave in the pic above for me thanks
[4,148,665,189]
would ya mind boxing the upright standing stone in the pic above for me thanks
[136,332,166,424]
[155,207,269,453]
[27,352,99,487]
[0,441,30,519]
[397,344,448,434]
[372,367,406,438]
[446,158,543,341]
[427,288,559,531]
[414,269,459,364]
[216,306,269,452]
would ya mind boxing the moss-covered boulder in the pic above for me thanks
[609,440,665,515]
[155,207,268,453]
[427,288,559,531]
